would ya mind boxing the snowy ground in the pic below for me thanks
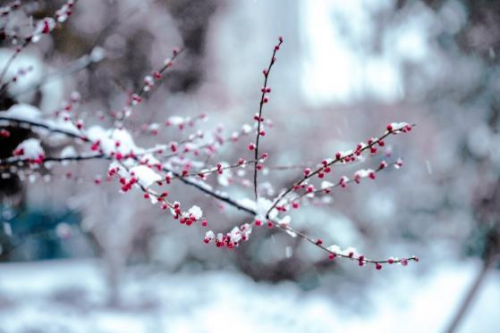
[0,259,498,333]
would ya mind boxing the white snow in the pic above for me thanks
[229,226,242,243]
[187,206,203,219]
[15,138,44,159]
[321,180,334,189]
[60,146,77,158]
[0,259,498,333]
[242,124,253,134]
[87,126,141,156]
[167,116,184,125]
[129,165,161,188]
[2,103,41,121]
[217,162,232,187]
[327,244,341,253]
[389,122,410,131]
[238,197,277,219]
[0,51,44,101]
[90,46,106,62]
[204,230,215,241]
[256,197,274,218]
[354,169,374,178]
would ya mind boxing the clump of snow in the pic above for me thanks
[389,122,410,131]
[87,126,140,156]
[342,247,357,256]
[204,230,215,242]
[321,181,334,189]
[242,124,253,134]
[229,226,242,243]
[2,103,41,121]
[238,197,278,218]
[14,138,44,159]
[188,206,203,220]
[354,169,374,178]
[337,149,353,158]
[327,244,341,253]
[167,116,184,125]
[238,198,257,211]
[257,197,278,219]
[130,165,161,188]
[45,118,81,137]
[148,123,160,131]
[90,46,106,62]
[60,146,77,158]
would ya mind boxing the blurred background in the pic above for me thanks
[0,0,499,332]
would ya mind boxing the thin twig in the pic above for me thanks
[0,0,80,84]
[253,37,283,200]
[266,124,415,219]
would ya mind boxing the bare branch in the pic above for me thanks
[253,36,283,199]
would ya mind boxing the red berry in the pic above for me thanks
[0,129,10,138]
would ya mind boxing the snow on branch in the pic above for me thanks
[0,0,79,85]
[0,7,419,271]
